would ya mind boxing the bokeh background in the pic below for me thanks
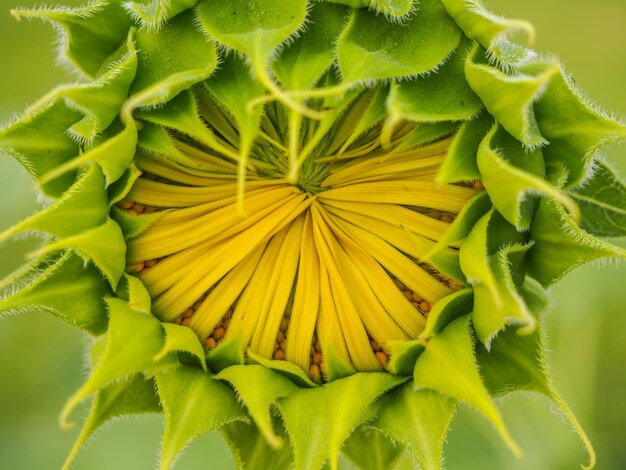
[0,1,625,469]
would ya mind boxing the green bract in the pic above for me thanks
[1,0,626,469]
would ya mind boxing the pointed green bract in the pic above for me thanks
[373,384,457,470]
[221,420,294,470]
[465,47,559,147]
[343,428,404,470]
[63,374,161,470]
[528,199,626,286]
[388,37,482,122]
[277,373,406,470]
[569,161,626,237]
[535,70,626,187]
[11,0,132,77]
[477,124,578,230]
[0,99,81,197]
[156,363,246,470]
[414,315,521,457]
[0,252,110,335]
[338,0,462,83]
[439,0,535,67]
[0,165,108,245]
[59,297,169,426]
[218,365,297,448]
[273,2,349,91]
[196,0,306,60]
[124,0,198,28]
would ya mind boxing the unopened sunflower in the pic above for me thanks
[1,0,626,469]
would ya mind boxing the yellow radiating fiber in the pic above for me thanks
[250,214,305,358]
[321,199,450,242]
[138,239,223,301]
[175,139,240,167]
[318,207,426,338]
[285,212,321,371]
[319,180,478,213]
[128,179,286,207]
[317,138,382,163]
[227,225,291,350]
[317,253,351,371]
[334,239,409,343]
[332,214,451,303]
[145,186,280,227]
[325,205,437,260]
[322,153,445,188]
[127,187,299,261]
[135,154,240,186]
[311,204,380,371]
[188,243,267,339]
[153,195,312,317]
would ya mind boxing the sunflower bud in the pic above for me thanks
[1,1,626,469]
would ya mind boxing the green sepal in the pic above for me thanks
[337,0,462,83]
[473,242,537,344]
[465,47,560,147]
[62,374,161,470]
[111,205,166,239]
[0,164,108,245]
[386,288,474,375]
[420,288,474,341]
[207,336,246,373]
[476,277,597,470]
[273,2,349,91]
[342,427,404,470]
[202,53,264,183]
[428,191,491,256]
[136,90,228,155]
[460,210,536,344]
[136,124,192,164]
[276,372,407,470]
[569,160,626,237]
[247,350,318,388]
[217,364,297,448]
[439,0,536,67]
[528,199,626,287]
[115,273,152,313]
[0,251,110,336]
[124,0,198,29]
[372,383,457,470]
[535,70,626,187]
[49,33,138,142]
[155,363,247,470]
[38,118,138,187]
[437,112,493,184]
[107,164,142,208]
[32,217,126,289]
[59,297,172,427]
[414,315,521,457]
[388,36,482,122]
[196,0,307,63]
[130,9,218,103]
[221,420,294,470]
[0,99,82,197]
[11,1,132,78]
[477,124,578,230]
[158,323,207,370]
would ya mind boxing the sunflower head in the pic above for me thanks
[2,0,626,469]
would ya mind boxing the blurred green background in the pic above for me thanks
[0,1,624,469]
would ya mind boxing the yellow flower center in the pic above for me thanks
[120,89,478,381]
